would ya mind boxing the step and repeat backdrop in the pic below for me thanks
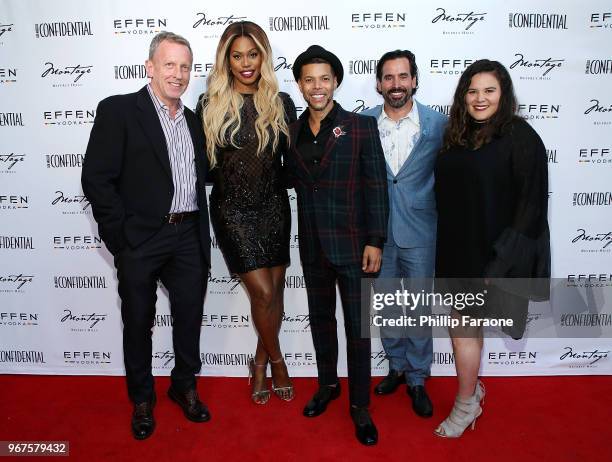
[1,0,611,377]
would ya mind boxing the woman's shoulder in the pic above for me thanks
[508,116,542,142]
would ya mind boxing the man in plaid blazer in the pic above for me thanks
[287,45,389,446]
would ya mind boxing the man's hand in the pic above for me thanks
[362,245,382,273]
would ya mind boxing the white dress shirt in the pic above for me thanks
[377,101,421,176]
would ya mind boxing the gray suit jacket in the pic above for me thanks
[361,101,447,248]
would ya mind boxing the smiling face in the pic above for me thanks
[464,71,501,121]
[377,57,416,110]
[297,62,337,113]
[145,39,192,108]
[228,36,262,93]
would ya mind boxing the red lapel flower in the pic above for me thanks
[332,126,346,138]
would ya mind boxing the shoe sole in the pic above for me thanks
[167,389,211,423]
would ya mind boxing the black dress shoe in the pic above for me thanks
[407,385,433,417]
[131,398,155,440]
[374,369,405,395]
[168,386,211,423]
[350,407,378,446]
[303,383,341,417]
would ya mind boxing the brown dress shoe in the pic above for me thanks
[168,386,211,422]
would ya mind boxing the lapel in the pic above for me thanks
[396,101,430,178]
[318,103,349,174]
[136,86,172,181]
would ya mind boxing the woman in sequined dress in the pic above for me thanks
[197,21,297,404]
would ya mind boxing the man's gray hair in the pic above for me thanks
[148,31,192,60]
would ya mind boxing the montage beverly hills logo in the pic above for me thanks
[193,12,247,38]
[584,98,612,126]
[0,153,25,174]
[430,7,487,35]
[571,228,612,254]
[41,61,93,88]
[508,52,565,81]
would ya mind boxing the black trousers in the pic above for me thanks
[114,217,206,404]
[302,241,371,407]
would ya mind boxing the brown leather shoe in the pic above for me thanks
[131,397,155,440]
[168,386,211,423]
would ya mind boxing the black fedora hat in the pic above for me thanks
[292,45,344,85]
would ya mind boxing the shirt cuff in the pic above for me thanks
[366,237,385,249]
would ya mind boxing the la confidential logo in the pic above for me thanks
[201,352,251,366]
[509,53,564,80]
[51,191,90,215]
[34,21,93,38]
[43,109,95,126]
[268,15,329,31]
[0,67,17,84]
[113,18,167,35]
[431,7,487,34]
[351,12,406,29]
[41,62,93,87]
[428,104,451,116]
[46,153,84,169]
[0,350,44,364]
[60,309,108,330]
[572,192,612,207]
[0,153,25,173]
[433,352,455,365]
[547,149,558,164]
[54,275,107,289]
[0,235,34,250]
[559,346,609,367]
[507,12,567,30]
[585,59,612,75]
[0,112,24,127]
[348,59,379,75]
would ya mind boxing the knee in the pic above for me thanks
[249,285,275,308]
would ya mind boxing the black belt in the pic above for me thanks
[164,211,198,224]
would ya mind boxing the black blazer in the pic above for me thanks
[82,86,211,266]
[285,104,389,266]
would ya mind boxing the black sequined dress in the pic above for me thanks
[207,93,296,274]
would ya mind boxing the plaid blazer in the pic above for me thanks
[286,104,389,266]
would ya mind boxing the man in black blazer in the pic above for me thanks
[287,45,389,446]
[82,32,211,440]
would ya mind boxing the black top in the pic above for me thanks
[435,117,550,298]
[296,101,340,174]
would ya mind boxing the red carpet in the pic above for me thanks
[1,375,610,461]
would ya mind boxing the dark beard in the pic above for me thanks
[383,88,410,109]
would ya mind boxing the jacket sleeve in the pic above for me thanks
[360,115,389,245]
[81,98,127,255]
[484,120,551,300]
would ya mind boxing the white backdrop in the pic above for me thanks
[1,0,611,378]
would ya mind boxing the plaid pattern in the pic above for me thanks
[302,242,371,407]
[287,104,389,265]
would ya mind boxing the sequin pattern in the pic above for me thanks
[210,94,292,274]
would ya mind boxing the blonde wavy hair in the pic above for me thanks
[201,21,289,168]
